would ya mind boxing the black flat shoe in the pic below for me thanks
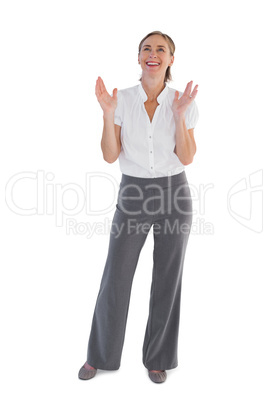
[78,363,97,380]
[148,370,167,383]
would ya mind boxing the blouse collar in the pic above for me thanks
[138,81,169,104]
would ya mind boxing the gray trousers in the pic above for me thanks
[86,171,193,371]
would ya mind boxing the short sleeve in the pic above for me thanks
[185,99,199,130]
[114,90,123,126]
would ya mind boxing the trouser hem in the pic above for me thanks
[143,362,178,371]
[86,361,120,371]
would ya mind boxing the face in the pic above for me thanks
[138,34,174,80]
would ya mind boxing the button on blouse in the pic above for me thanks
[114,82,199,178]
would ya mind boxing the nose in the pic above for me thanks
[149,50,157,58]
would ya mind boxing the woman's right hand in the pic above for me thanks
[95,76,117,116]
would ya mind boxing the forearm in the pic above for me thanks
[100,113,119,163]
[174,115,196,165]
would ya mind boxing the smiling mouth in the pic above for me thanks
[146,62,160,66]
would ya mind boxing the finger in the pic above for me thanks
[174,90,179,99]
[184,81,193,96]
[190,92,197,101]
[190,84,198,98]
[95,77,100,95]
[113,88,117,100]
[99,77,107,94]
[95,79,102,98]
[95,80,100,98]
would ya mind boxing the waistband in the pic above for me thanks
[120,171,188,189]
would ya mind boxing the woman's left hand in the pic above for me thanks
[172,81,198,120]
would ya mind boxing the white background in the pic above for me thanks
[1,0,267,400]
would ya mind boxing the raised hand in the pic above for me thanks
[172,81,198,121]
[95,76,118,116]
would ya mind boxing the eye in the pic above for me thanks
[158,48,164,51]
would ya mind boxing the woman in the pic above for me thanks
[78,30,199,384]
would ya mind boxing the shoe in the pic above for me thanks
[78,363,97,380]
[148,370,167,383]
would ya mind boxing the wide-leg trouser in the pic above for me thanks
[86,171,193,371]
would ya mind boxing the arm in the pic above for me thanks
[174,117,196,165]
[101,117,121,163]
[172,81,198,165]
[95,76,121,163]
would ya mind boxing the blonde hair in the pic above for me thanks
[138,30,175,83]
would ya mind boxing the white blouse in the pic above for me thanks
[114,82,199,178]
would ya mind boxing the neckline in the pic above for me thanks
[138,82,169,104]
